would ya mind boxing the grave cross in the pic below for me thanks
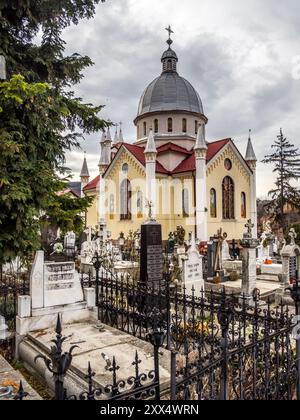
[150,228,160,245]
[244,219,254,238]
[146,200,155,222]
[289,228,297,246]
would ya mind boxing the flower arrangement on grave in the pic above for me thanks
[174,225,186,247]
[53,242,63,254]
[171,316,212,344]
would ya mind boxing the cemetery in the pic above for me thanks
[1,211,300,401]
[1,0,300,404]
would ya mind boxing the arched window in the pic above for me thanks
[210,189,217,218]
[182,189,189,217]
[222,177,235,220]
[122,163,129,174]
[120,179,132,220]
[182,118,187,133]
[167,59,172,71]
[143,121,147,137]
[168,118,173,133]
[109,194,115,214]
[154,119,159,133]
[195,120,198,135]
[241,192,247,218]
[137,190,143,216]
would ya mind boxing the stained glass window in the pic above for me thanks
[222,176,235,219]
[210,188,217,218]
[182,189,189,217]
[109,194,115,213]
[137,190,143,215]
[224,158,232,171]
[241,192,247,218]
[120,179,132,220]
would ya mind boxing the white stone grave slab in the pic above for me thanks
[30,251,83,309]
[183,234,204,296]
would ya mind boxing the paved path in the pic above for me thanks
[0,356,42,400]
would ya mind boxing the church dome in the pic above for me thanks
[136,30,204,120]
[137,72,204,117]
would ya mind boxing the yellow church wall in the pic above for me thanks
[155,175,196,239]
[84,143,252,242]
[104,149,147,238]
[85,190,98,228]
[206,144,251,240]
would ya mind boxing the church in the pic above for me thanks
[81,29,258,242]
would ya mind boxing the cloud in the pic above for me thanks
[62,0,300,197]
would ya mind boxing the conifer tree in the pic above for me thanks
[0,1,108,263]
[262,129,300,232]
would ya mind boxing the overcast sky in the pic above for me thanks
[62,0,300,198]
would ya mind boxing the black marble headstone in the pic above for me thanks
[140,222,164,288]
[207,239,216,279]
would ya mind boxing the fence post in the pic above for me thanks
[13,381,28,400]
[148,329,165,401]
[166,270,171,351]
[286,271,300,401]
[217,288,232,401]
[170,351,177,400]
[93,252,101,307]
[35,314,78,400]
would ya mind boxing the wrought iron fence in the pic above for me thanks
[80,263,299,400]
[0,268,29,331]
[33,315,162,401]
[173,293,297,400]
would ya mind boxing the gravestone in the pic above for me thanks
[183,234,204,296]
[207,240,215,279]
[64,231,76,259]
[230,239,240,260]
[30,251,83,309]
[140,221,164,288]
[0,316,9,341]
[281,229,300,288]
[240,220,260,305]
[221,236,231,262]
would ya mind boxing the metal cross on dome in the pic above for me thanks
[165,25,174,47]
[165,25,174,39]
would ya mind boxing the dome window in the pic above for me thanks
[182,118,187,133]
[143,122,147,137]
[195,120,198,135]
[168,118,173,133]
[154,119,159,133]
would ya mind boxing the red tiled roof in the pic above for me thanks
[123,143,169,174]
[83,174,100,192]
[157,142,193,155]
[84,139,232,191]
[172,138,231,174]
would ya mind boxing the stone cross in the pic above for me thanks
[289,228,297,246]
[146,200,155,222]
[244,219,254,239]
